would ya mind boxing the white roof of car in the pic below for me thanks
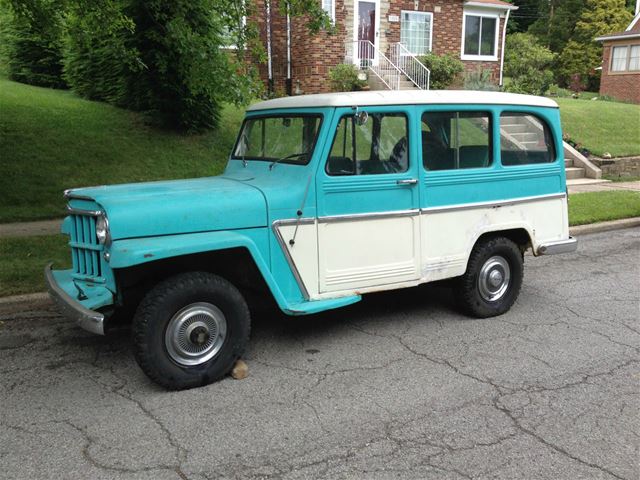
[248,90,559,111]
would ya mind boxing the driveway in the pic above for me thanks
[1,229,638,480]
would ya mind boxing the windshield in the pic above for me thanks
[232,114,322,165]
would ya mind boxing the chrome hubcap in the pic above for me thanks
[478,256,511,302]
[165,302,227,366]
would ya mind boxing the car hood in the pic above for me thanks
[67,176,267,240]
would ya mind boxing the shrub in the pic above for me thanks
[1,0,67,88]
[463,68,498,91]
[547,84,573,98]
[504,33,555,96]
[63,1,139,105]
[328,64,367,92]
[418,53,464,90]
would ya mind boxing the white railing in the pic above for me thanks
[345,40,401,90]
[389,43,431,90]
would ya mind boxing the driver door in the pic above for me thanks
[315,107,421,294]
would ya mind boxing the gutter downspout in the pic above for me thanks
[286,6,292,95]
[499,9,510,87]
[266,0,273,94]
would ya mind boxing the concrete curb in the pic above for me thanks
[569,217,640,236]
[0,292,51,316]
[1,218,638,316]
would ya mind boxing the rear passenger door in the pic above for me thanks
[315,107,421,294]
[420,108,496,281]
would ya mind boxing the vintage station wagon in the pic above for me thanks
[46,90,577,389]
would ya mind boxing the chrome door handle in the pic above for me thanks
[397,179,418,186]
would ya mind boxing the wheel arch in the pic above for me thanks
[108,231,288,314]
[473,227,533,253]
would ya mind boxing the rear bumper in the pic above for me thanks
[45,264,108,335]
[537,237,578,255]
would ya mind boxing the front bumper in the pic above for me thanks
[45,264,112,335]
[537,237,578,255]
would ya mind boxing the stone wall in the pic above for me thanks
[592,157,640,178]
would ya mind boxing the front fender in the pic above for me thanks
[108,229,286,310]
[108,230,268,269]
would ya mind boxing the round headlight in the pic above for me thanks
[96,214,109,245]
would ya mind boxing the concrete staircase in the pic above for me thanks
[367,68,418,91]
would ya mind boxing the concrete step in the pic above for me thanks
[566,167,586,180]
[566,178,612,187]
[565,158,573,168]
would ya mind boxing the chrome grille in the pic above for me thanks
[69,214,102,278]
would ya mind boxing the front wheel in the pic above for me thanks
[132,272,250,390]
[455,237,523,318]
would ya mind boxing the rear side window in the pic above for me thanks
[326,113,409,176]
[422,111,492,171]
[500,113,556,166]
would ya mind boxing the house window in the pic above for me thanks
[322,0,335,22]
[462,13,498,60]
[611,45,640,72]
[400,11,433,55]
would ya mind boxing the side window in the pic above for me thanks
[326,113,409,176]
[422,111,492,170]
[500,113,555,166]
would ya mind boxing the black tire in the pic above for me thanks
[455,237,523,318]
[132,272,250,390]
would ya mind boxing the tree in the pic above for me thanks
[556,0,632,89]
[0,0,67,88]
[504,32,555,95]
[528,0,588,53]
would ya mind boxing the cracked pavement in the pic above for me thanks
[1,228,638,480]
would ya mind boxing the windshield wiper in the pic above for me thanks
[269,152,307,170]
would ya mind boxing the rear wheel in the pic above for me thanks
[132,272,250,390]
[455,237,523,318]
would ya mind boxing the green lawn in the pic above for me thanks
[556,98,640,157]
[568,191,640,226]
[0,78,244,223]
[0,234,70,296]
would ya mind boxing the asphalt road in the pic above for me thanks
[1,229,639,480]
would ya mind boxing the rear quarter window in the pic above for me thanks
[500,113,556,166]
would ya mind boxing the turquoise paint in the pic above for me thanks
[70,177,267,240]
[51,268,114,311]
[417,105,565,207]
[51,100,565,321]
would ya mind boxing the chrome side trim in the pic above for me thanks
[45,264,105,335]
[67,206,102,216]
[318,209,419,223]
[271,219,314,300]
[537,237,578,255]
[421,192,566,214]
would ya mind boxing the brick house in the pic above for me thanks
[251,0,517,94]
[595,8,640,104]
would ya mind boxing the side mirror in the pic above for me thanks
[355,110,368,126]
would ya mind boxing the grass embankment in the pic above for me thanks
[0,78,244,222]
[568,191,640,226]
[0,235,70,296]
[556,98,640,158]
[3,190,639,296]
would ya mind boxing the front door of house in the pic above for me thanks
[356,0,378,63]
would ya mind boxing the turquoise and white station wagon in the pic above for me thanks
[46,91,577,389]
